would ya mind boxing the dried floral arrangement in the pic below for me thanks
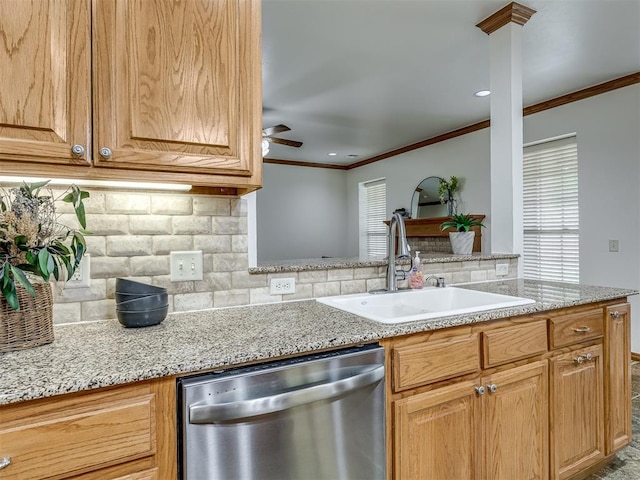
[0,181,89,311]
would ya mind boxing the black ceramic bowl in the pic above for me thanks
[115,278,167,295]
[116,293,168,312]
[116,305,169,328]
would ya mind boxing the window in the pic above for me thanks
[359,178,387,257]
[523,135,579,283]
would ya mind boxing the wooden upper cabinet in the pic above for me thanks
[93,0,262,181]
[0,0,262,193]
[0,0,91,165]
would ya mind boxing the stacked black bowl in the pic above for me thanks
[115,278,168,328]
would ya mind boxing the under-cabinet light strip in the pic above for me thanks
[0,176,192,192]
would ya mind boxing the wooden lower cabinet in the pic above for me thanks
[394,380,482,479]
[604,303,632,453]
[394,361,548,480]
[484,361,549,480]
[0,378,176,480]
[550,344,605,480]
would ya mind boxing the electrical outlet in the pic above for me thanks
[495,263,509,277]
[270,277,296,295]
[65,254,91,289]
[609,239,619,252]
[170,251,204,281]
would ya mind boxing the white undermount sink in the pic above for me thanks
[317,286,536,324]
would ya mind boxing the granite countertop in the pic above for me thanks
[0,279,636,406]
[250,253,520,273]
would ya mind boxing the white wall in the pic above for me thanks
[524,84,640,352]
[256,163,349,261]
[253,85,640,352]
[345,129,492,255]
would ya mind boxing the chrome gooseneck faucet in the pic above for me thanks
[386,212,411,291]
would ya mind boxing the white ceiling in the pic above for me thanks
[262,0,640,166]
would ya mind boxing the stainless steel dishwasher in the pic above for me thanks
[177,344,385,480]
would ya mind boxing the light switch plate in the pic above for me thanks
[609,239,619,252]
[170,251,204,281]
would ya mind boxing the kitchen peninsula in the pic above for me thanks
[0,279,635,479]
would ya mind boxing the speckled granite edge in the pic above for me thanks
[0,279,635,406]
[249,253,520,273]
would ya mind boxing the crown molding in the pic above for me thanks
[267,72,639,171]
[476,2,536,35]
[263,158,348,170]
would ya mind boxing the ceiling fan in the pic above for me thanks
[262,124,303,156]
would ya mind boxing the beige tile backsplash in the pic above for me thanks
[50,190,517,324]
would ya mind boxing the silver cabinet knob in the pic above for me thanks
[611,310,621,318]
[99,147,112,159]
[474,386,485,395]
[72,144,85,156]
[487,384,498,394]
[574,355,584,364]
[584,353,593,361]
[0,456,11,470]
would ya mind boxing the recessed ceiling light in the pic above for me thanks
[346,154,359,158]
[328,152,337,156]
[474,90,491,97]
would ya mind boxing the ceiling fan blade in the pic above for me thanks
[263,124,290,136]
[269,137,303,148]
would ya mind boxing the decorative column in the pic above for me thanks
[477,2,535,270]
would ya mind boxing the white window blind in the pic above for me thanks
[359,178,387,257]
[523,136,579,283]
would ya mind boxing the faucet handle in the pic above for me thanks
[426,276,446,287]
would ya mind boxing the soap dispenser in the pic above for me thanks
[409,251,424,289]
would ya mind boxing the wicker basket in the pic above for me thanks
[0,282,54,353]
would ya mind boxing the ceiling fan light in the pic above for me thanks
[262,139,270,156]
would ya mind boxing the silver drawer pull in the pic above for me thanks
[487,384,498,394]
[0,457,11,470]
[574,356,584,364]
[584,353,593,361]
[474,386,485,395]
[610,311,621,318]
[573,326,591,333]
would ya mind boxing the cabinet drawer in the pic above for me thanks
[0,388,156,479]
[393,333,480,391]
[482,320,548,367]
[549,308,603,349]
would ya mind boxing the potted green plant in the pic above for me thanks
[438,176,460,215]
[440,213,485,255]
[0,181,89,351]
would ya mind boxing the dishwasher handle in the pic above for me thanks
[189,364,384,424]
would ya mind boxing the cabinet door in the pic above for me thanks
[484,361,549,480]
[394,380,482,480]
[550,344,605,480]
[604,303,632,453]
[93,0,261,180]
[0,0,91,165]
[0,383,156,480]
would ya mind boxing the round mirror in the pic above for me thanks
[410,176,449,218]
